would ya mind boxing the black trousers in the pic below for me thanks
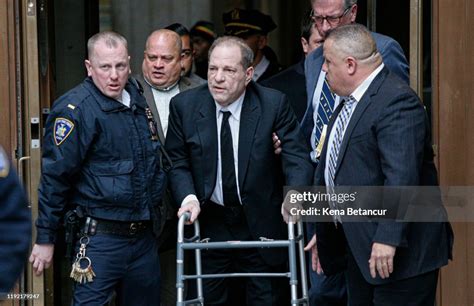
[197,202,278,306]
[345,247,439,306]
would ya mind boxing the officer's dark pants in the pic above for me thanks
[72,229,160,306]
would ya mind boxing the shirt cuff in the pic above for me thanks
[181,194,199,207]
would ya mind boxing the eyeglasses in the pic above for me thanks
[310,6,351,26]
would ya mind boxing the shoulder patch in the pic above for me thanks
[0,146,10,178]
[54,118,75,146]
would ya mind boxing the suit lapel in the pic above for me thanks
[178,77,191,92]
[333,67,389,178]
[139,75,166,143]
[305,48,324,109]
[196,92,218,198]
[238,88,260,189]
[301,48,324,140]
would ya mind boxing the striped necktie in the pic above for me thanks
[312,78,336,160]
[326,96,356,223]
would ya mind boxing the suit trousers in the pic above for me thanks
[197,202,277,306]
[345,246,439,306]
[307,223,347,306]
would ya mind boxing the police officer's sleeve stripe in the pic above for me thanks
[54,117,75,146]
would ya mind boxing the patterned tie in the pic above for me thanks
[312,78,336,161]
[326,96,356,223]
[220,111,240,207]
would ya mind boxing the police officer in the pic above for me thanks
[29,31,166,305]
[0,146,31,296]
[222,8,283,82]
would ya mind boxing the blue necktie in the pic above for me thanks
[314,79,336,146]
[311,78,336,162]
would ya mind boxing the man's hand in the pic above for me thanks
[281,190,303,223]
[304,234,323,274]
[272,132,282,155]
[29,244,55,276]
[177,200,201,224]
[369,242,396,279]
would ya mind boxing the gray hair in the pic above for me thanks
[344,0,357,8]
[311,0,357,10]
[87,31,128,59]
[208,36,254,70]
[325,24,380,65]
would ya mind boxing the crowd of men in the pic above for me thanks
[1,0,453,305]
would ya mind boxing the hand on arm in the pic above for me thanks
[272,132,282,155]
[281,190,304,223]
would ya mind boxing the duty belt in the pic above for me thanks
[83,217,151,237]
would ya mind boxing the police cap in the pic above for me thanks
[223,8,277,37]
[190,21,217,43]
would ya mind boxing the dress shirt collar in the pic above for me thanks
[348,63,384,102]
[252,55,270,81]
[144,77,180,92]
[116,89,130,107]
[215,90,245,121]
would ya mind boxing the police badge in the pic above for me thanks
[54,118,75,146]
[315,124,328,158]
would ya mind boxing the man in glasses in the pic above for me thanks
[165,23,206,85]
[301,0,409,305]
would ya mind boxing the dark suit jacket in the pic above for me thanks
[165,82,313,266]
[301,31,410,143]
[135,74,203,144]
[261,59,307,122]
[313,67,453,284]
[257,46,284,83]
[134,74,202,244]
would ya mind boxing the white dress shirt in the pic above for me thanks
[180,91,246,207]
[210,92,245,205]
